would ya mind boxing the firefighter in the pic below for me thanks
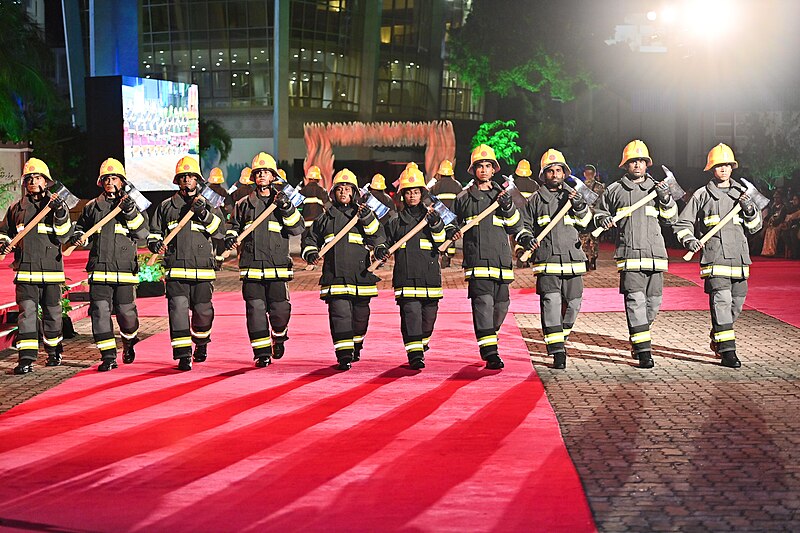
[429,159,461,268]
[448,144,525,370]
[299,165,328,228]
[594,140,678,369]
[511,159,540,268]
[674,143,761,368]
[301,169,386,370]
[374,165,446,369]
[230,167,254,203]
[368,173,397,222]
[206,167,230,267]
[0,158,73,374]
[70,158,149,371]
[521,150,591,369]
[578,164,605,270]
[225,152,304,367]
[147,156,225,371]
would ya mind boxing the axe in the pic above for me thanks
[437,179,514,253]
[147,183,217,266]
[315,188,388,261]
[591,165,685,237]
[683,178,768,261]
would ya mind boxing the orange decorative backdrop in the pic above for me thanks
[303,121,456,189]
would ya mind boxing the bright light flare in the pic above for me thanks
[684,0,739,39]
[647,10,658,21]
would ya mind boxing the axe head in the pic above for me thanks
[566,176,599,205]
[430,195,458,225]
[739,178,770,210]
[502,175,517,192]
[226,182,239,196]
[425,176,438,189]
[124,182,151,211]
[660,165,687,200]
[200,184,226,209]
[282,183,306,208]
[462,179,474,190]
[50,182,80,209]
[360,187,390,219]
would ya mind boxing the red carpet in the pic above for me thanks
[0,294,595,532]
[0,249,91,305]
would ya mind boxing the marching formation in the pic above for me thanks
[0,140,763,375]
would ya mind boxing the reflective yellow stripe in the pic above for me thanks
[36,223,54,234]
[744,214,761,229]
[320,284,378,298]
[418,238,432,250]
[502,210,520,226]
[436,193,457,200]
[171,336,192,348]
[703,214,721,226]
[699,264,750,279]
[251,337,272,349]
[206,214,222,234]
[615,258,669,272]
[353,335,365,344]
[191,328,211,339]
[713,329,735,342]
[659,204,677,219]
[394,287,443,299]
[120,329,139,340]
[543,331,564,345]
[96,338,117,351]
[114,223,130,235]
[431,229,446,242]
[148,233,162,240]
[303,197,324,205]
[334,339,355,350]
[43,335,63,347]
[302,245,319,257]
[537,215,552,226]
[165,268,216,280]
[15,271,66,283]
[347,233,364,245]
[477,334,498,347]
[363,218,380,235]
[676,228,693,240]
[282,210,301,226]
[464,267,514,281]
[17,339,39,350]
[239,268,294,280]
[520,191,534,198]
[630,330,652,344]
[531,262,587,275]
[615,205,658,218]
[323,233,335,244]
[404,341,425,352]
[54,220,71,236]
[562,328,572,338]
[126,213,145,230]
[89,271,140,284]
[572,210,592,227]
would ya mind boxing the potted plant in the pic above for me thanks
[61,286,76,338]
[137,253,166,297]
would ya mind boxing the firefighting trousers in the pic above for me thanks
[620,271,663,354]
[468,279,510,360]
[242,280,291,358]
[705,276,748,354]
[166,280,214,359]
[536,274,583,356]
[15,282,62,363]
[326,296,371,362]
[89,283,139,360]
[398,298,439,362]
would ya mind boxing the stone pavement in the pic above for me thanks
[1,250,798,531]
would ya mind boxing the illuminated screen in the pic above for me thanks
[122,76,199,191]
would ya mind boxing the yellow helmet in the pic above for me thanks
[398,165,426,192]
[619,140,653,168]
[331,168,358,189]
[306,165,322,180]
[539,149,571,177]
[437,159,454,176]
[370,173,387,190]
[97,157,127,186]
[251,152,278,174]
[174,156,202,184]
[239,166,253,185]
[276,169,287,183]
[704,143,738,172]
[208,167,225,184]
[467,144,500,175]
[515,159,532,177]
[22,157,53,184]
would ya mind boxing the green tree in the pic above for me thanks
[737,111,800,189]
[471,120,522,165]
[200,118,233,164]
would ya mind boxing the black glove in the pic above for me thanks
[224,234,237,250]
[374,244,390,261]
[425,208,441,226]
[739,194,756,216]
[274,191,292,211]
[120,195,136,214]
[497,191,513,210]
[518,233,536,250]
[191,196,208,218]
[596,215,614,230]
[69,232,85,246]
[685,239,702,253]
[445,225,460,241]
[306,251,320,264]
[655,180,671,204]
[0,241,11,255]
[570,195,587,212]
[358,204,373,223]
[148,239,164,254]
[49,196,67,217]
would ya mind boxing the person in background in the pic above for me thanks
[299,165,328,228]
[429,159,461,268]
[368,173,397,222]
[578,164,605,270]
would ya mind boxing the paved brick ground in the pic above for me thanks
[1,249,798,531]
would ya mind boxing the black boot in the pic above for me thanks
[409,355,425,370]
[637,351,654,369]
[272,342,285,360]
[193,344,207,363]
[177,357,192,371]
[720,351,741,368]
[352,345,361,362]
[485,353,504,370]
[553,352,567,370]
[255,355,271,368]
[122,338,138,364]
[13,361,33,375]
[45,345,63,367]
[98,358,118,372]
[337,351,353,371]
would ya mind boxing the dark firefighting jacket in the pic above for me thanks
[429,176,463,209]
[384,204,446,299]
[299,181,329,226]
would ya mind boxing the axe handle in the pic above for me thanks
[220,203,278,260]
[591,190,658,237]
[0,205,54,262]
[438,200,500,252]
[63,205,123,257]
[147,209,195,266]
[683,203,742,261]
[368,216,429,272]
[519,200,573,263]
[318,214,360,258]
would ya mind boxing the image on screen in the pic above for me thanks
[122,76,199,191]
